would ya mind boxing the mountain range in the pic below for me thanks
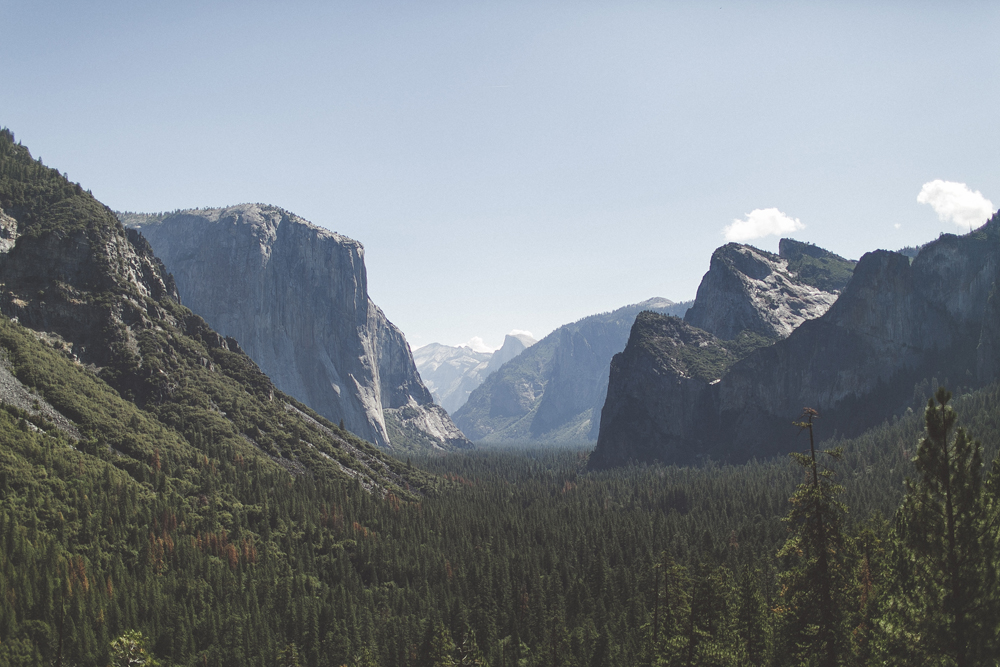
[413,332,537,414]
[452,297,690,443]
[591,222,1000,468]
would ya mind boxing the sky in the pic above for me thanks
[2,2,999,351]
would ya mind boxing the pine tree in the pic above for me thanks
[277,642,301,667]
[881,388,999,666]
[652,555,691,667]
[455,621,489,666]
[776,408,848,667]
[418,621,458,667]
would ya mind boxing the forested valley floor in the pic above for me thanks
[3,378,1000,665]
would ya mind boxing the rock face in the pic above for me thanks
[125,205,471,452]
[588,313,734,469]
[414,332,537,415]
[683,242,851,340]
[592,216,1000,468]
[453,298,690,443]
[0,194,179,378]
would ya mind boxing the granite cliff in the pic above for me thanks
[453,298,689,443]
[588,312,734,468]
[592,217,1000,468]
[124,205,470,453]
[684,240,853,340]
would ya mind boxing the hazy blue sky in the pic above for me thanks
[3,2,998,350]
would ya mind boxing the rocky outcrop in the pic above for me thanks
[125,205,471,452]
[684,242,848,340]
[592,214,1000,468]
[0,197,179,377]
[453,297,690,443]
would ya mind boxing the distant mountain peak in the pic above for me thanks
[413,331,538,415]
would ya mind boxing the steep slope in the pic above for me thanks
[683,241,852,340]
[453,298,689,443]
[414,332,537,415]
[588,312,736,468]
[593,216,1000,467]
[123,206,470,453]
[0,128,428,493]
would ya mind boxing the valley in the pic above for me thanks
[1,127,999,666]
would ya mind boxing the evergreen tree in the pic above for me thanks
[277,642,301,667]
[456,621,489,667]
[350,646,383,667]
[776,409,848,667]
[418,621,459,667]
[652,555,691,667]
[735,565,769,666]
[881,388,999,666]
[846,517,886,666]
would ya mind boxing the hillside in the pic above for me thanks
[0,129,424,491]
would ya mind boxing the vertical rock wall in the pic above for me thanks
[126,204,470,452]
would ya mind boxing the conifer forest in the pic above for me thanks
[4,375,1000,665]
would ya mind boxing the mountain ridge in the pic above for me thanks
[592,219,1000,468]
[414,331,537,414]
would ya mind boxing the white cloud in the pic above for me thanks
[508,329,533,338]
[723,208,804,242]
[464,336,497,353]
[917,180,994,230]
